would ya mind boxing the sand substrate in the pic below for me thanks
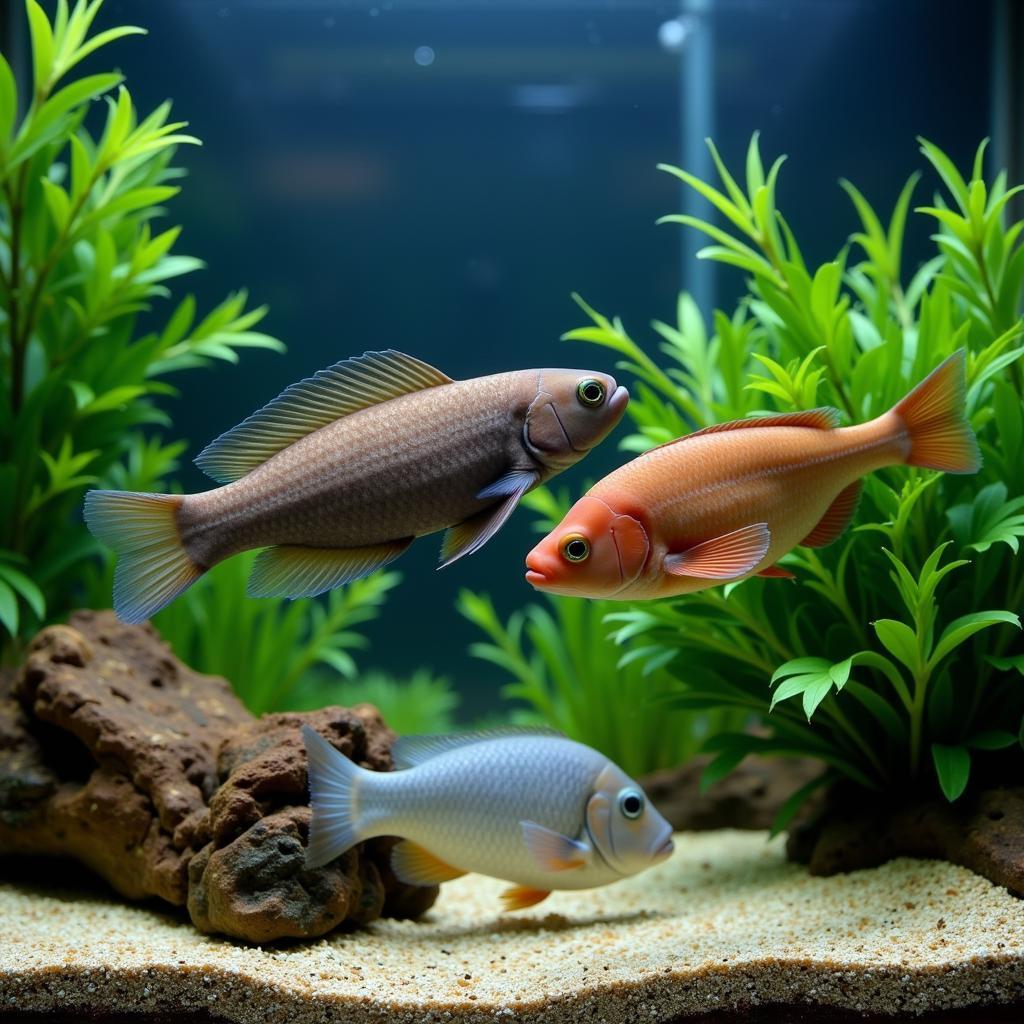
[2,830,1023,1022]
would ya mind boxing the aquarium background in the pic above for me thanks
[10,0,1003,718]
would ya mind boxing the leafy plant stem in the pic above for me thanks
[908,667,930,778]
[5,170,28,414]
[695,591,793,663]
[822,699,886,781]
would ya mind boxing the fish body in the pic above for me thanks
[525,350,980,600]
[84,351,628,623]
[302,726,674,910]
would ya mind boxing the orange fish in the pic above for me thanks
[525,350,979,600]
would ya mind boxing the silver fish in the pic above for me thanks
[303,725,674,911]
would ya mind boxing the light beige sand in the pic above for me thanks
[2,831,1023,1022]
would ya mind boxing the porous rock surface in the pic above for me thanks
[789,785,1024,893]
[0,610,437,941]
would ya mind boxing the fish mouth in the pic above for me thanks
[607,384,629,420]
[653,836,675,862]
[525,567,548,588]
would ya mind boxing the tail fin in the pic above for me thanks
[892,349,981,474]
[83,490,202,625]
[302,724,364,869]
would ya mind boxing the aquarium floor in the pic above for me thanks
[2,831,1023,1023]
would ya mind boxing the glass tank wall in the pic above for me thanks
[4,0,1000,716]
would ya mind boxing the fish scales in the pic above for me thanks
[368,737,615,889]
[599,419,905,566]
[179,374,528,564]
[84,351,628,622]
[302,726,675,906]
[526,350,979,601]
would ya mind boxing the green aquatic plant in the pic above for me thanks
[561,135,1024,820]
[459,486,747,778]
[81,543,401,716]
[284,667,461,735]
[0,0,282,658]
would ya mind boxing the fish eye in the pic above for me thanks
[618,789,644,819]
[576,378,606,408]
[561,534,590,563]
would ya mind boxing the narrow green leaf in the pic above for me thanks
[700,747,749,793]
[0,580,18,636]
[929,610,1020,669]
[0,52,17,143]
[0,565,44,619]
[918,136,970,211]
[769,773,830,839]
[26,0,56,95]
[62,25,147,76]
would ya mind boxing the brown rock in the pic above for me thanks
[0,611,438,940]
[788,785,1024,893]
[187,708,435,940]
[641,754,824,832]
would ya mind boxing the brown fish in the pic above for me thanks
[85,350,628,623]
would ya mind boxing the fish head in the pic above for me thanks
[585,762,674,876]
[524,496,649,597]
[523,370,628,471]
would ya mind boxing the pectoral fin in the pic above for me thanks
[391,841,466,886]
[520,821,590,872]
[248,538,412,599]
[500,885,551,912]
[801,480,863,548]
[438,470,538,568]
[663,523,770,580]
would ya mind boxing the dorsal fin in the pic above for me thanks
[687,407,840,439]
[649,407,841,456]
[195,349,453,483]
[392,726,563,769]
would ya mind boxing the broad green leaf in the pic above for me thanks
[801,676,835,720]
[771,657,830,683]
[873,619,920,673]
[931,743,970,801]
[966,730,1017,751]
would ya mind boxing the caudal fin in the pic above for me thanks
[83,490,202,624]
[892,349,981,474]
[302,724,364,869]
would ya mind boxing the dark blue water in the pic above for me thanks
[84,0,994,717]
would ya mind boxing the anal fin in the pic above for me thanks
[248,538,412,599]
[391,841,466,886]
[500,885,551,912]
[757,565,796,579]
[801,481,863,548]
[664,523,770,580]
[439,471,538,568]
